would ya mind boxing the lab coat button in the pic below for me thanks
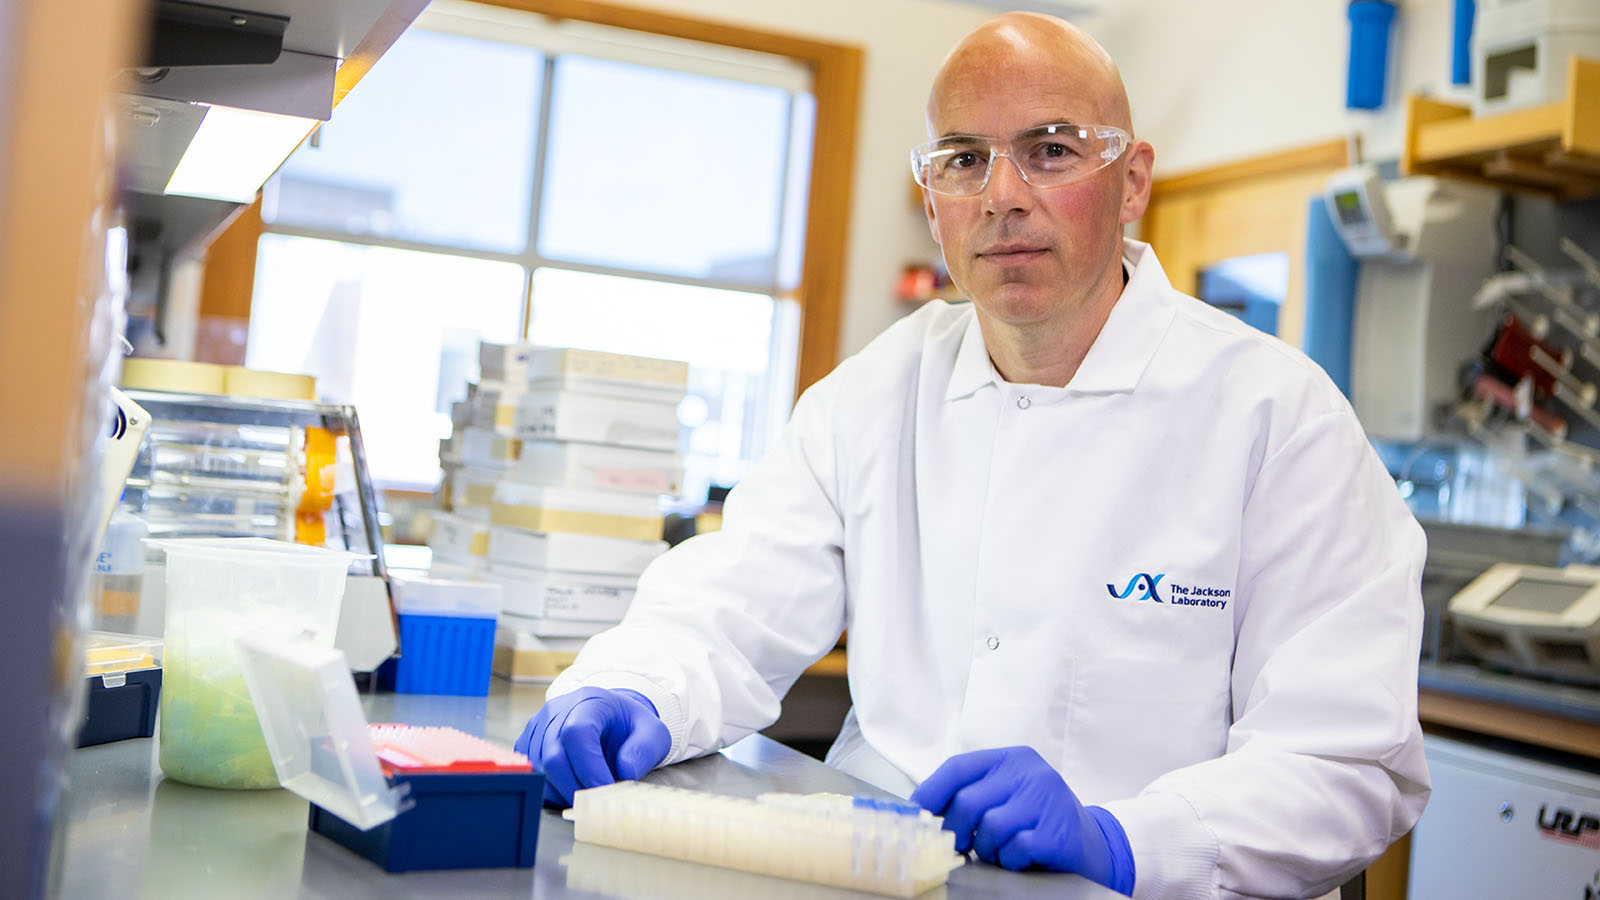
[1016,396,1030,410]
[986,635,1000,650]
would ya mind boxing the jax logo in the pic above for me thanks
[1107,573,1165,603]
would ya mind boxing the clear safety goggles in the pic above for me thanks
[909,123,1131,196]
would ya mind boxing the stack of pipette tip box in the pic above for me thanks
[431,341,683,683]
[564,782,964,897]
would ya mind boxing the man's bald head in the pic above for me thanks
[928,13,1132,135]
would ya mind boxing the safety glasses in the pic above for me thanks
[910,123,1131,196]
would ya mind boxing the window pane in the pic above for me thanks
[778,92,815,292]
[538,56,791,284]
[528,267,798,499]
[1197,252,1289,336]
[246,234,525,487]
[264,29,541,254]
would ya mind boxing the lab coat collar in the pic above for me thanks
[944,238,1177,401]
[945,312,996,400]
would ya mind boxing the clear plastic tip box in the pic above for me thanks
[236,632,543,872]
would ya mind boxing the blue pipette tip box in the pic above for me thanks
[235,633,545,873]
[309,767,545,872]
[386,578,500,697]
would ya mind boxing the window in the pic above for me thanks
[1197,252,1290,337]
[246,1,818,496]
[246,235,526,486]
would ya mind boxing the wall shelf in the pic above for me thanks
[1402,55,1600,201]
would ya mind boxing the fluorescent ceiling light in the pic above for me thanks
[164,104,318,204]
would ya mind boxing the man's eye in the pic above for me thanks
[947,150,984,169]
[1038,142,1077,158]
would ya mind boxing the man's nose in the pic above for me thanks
[982,152,1033,215]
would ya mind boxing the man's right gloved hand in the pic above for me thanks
[514,686,672,807]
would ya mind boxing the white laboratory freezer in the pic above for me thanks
[1409,734,1600,899]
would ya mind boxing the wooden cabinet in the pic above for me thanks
[1403,55,1600,201]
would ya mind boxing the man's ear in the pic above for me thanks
[923,185,943,248]
[1119,141,1155,225]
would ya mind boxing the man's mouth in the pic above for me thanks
[977,245,1048,263]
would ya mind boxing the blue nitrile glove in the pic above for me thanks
[910,746,1135,896]
[515,686,671,807]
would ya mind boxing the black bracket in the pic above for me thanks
[143,0,289,68]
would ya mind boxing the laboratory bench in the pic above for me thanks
[1419,659,1600,760]
[59,679,1121,900]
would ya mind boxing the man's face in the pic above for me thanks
[924,52,1135,330]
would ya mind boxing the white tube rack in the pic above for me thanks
[563,783,963,897]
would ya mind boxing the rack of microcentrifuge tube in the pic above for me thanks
[1455,237,1600,537]
[563,782,964,898]
[1470,240,1600,442]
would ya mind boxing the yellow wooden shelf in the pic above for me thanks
[804,648,848,677]
[1402,55,1600,201]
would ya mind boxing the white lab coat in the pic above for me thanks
[548,239,1430,900]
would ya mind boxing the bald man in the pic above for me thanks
[519,14,1429,899]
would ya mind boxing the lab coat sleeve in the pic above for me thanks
[1101,408,1430,900]
[543,367,851,765]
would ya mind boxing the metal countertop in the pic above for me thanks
[59,680,1120,900]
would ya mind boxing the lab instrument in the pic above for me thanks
[1472,0,1600,115]
[1321,166,1397,258]
[1336,175,1499,441]
[564,782,964,898]
[1409,734,1600,896]
[1449,562,1600,684]
[116,388,386,562]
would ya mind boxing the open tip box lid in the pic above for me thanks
[235,631,410,831]
[85,631,162,679]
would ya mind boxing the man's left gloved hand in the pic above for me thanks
[910,746,1135,896]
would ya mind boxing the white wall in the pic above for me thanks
[1078,0,1472,176]
[645,0,1476,359]
[624,0,990,358]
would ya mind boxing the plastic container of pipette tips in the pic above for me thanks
[235,631,544,872]
[383,576,501,697]
[77,632,163,747]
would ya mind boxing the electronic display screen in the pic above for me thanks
[1489,578,1591,614]
[1334,190,1368,226]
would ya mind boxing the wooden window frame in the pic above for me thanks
[200,0,861,397]
[1141,138,1352,349]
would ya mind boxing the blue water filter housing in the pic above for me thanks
[1453,0,1476,86]
[1347,1,1398,109]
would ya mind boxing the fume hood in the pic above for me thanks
[118,0,423,298]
